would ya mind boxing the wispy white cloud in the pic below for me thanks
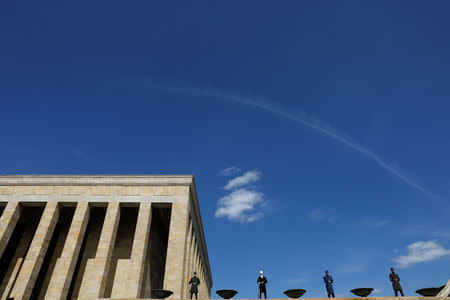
[216,168,265,222]
[372,289,382,295]
[365,218,390,228]
[400,224,450,239]
[225,170,262,190]
[394,240,450,268]
[150,83,436,198]
[245,211,264,222]
[215,188,264,222]
[399,224,430,237]
[306,208,336,223]
[336,263,367,274]
[435,228,450,239]
[220,166,241,176]
[335,252,370,274]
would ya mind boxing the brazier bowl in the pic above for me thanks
[416,286,445,297]
[151,289,173,299]
[351,288,374,297]
[216,289,238,299]
[284,289,306,298]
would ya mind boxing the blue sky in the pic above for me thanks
[1,1,450,298]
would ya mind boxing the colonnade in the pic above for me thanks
[183,215,212,299]
[0,199,212,299]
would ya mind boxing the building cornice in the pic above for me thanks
[0,175,194,186]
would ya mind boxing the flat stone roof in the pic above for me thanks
[0,175,195,186]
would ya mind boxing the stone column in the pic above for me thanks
[183,220,193,299]
[201,256,206,299]
[187,234,197,299]
[164,202,189,299]
[198,247,202,292]
[10,201,59,300]
[0,222,34,300]
[204,267,208,298]
[205,268,209,298]
[206,270,211,298]
[126,202,152,298]
[45,202,90,300]
[191,237,198,276]
[200,256,205,299]
[194,244,199,282]
[78,202,120,299]
[187,230,192,278]
[0,201,20,257]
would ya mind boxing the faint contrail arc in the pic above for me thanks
[150,83,433,197]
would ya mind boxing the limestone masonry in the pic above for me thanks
[0,175,212,300]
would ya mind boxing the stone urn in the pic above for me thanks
[151,289,173,299]
[216,289,238,299]
[284,289,306,298]
[351,288,374,297]
[416,286,445,297]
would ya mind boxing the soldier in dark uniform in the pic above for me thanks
[389,268,404,296]
[189,271,201,299]
[257,270,268,299]
[323,270,335,298]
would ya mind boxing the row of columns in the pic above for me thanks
[0,201,201,300]
[46,201,89,298]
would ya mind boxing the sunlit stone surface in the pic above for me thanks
[0,175,212,300]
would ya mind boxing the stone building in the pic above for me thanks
[0,175,212,300]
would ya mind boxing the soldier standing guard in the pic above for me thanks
[389,268,405,296]
[257,270,268,299]
[323,270,335,298]
[189,272,201,299]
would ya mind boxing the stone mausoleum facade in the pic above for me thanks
[0,175,212,300]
